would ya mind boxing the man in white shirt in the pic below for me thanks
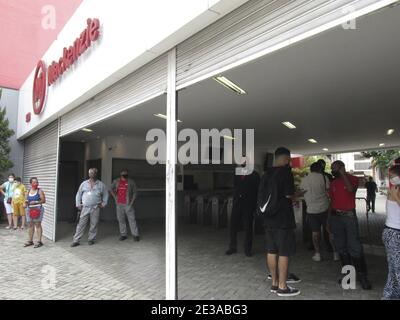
[300,162,338,262]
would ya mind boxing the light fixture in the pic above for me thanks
[153,113,182,123]
[82,128,93,133]
[81,140,86,143]
[282,122,296,129]
[213,76,247,95]
[223,135,235,140]
[387,129,395,135]
[308,139,318,144]
[323,148,329,151]
[379,143,385,147]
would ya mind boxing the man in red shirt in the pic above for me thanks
[110,169,139,242]
[329,161,371,290]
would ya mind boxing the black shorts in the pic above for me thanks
[307,211,328,233]
[264,228,296,257]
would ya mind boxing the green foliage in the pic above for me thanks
[361,150,400,170]
[292,155,331,188]
[0,88,15,180]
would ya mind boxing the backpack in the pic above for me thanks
[257,169,281,217]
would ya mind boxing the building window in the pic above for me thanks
[354,162,371,170]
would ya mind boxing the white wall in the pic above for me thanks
[17,0,248,139]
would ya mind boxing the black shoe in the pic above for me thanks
[270,285,278,293]
[225,248,237,255]
[119,236,127,241]
[287,273,302,284]
[88,241,95,246]
[245,250,252,257]
[277,286,301,297]
[133,236,140,242]
[71,242,80,248]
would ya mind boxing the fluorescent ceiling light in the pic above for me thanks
[213,76,247,95]
[82,128,93,133]
[223,135,235,140]
[282,122,296,129]
[323,148,329,151]
[308,139,318,144]
[154,113,182,123]
[387,129,395,135]
[379,143,385,147]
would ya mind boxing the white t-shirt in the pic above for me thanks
[300,172,330,214]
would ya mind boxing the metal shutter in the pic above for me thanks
[176,0,397,89]
[60,54,168,137]
[23,120,60,241]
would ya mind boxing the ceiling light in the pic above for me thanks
[282,122,296,129]
[153,113,182,123]
[387,129,395,135]
[213,76,247,95]
[308,139,318,144]
[223,135,235,140]
[81,140,86,143]
[323,148,329,151]
[82,128,93,133]
[379,143,385,147]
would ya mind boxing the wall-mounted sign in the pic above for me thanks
[29,18,101,123]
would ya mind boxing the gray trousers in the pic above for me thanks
[329,213,363,258]
[73,206,100,243]
[117,204,139,237]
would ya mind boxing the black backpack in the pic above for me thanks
[257,169,281,217]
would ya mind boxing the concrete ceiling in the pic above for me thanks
[64,3,400,156]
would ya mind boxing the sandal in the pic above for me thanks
[24,241,34,247]
[34,242,43,249]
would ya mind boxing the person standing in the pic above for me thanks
[110,169,140,242]
[300,163,338,262]
[382,165,400,300]
[71,168,109,247]
[11,177,27,230]
[328,161,371,290]
[24,178,46,248]
[0,173,15,229]
[258,147,300,297]
[365,177,378,213]
[225,160,260,257]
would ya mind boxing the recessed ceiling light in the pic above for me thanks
[379,143,385,147]
[323,148,329,151]
[213,76,247,95]
[308,139,318,144]
[387,129,395,135]
[153,113,182,123]
[81,140,86,143]
[223,135,235,140]
[282,122,296,129]
[82,128,93,133]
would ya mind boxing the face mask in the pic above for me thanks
[31,183,39,189]
[390,176,400,186]
[8,178,14,183]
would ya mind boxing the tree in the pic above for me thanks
[0,89,14,180]
[361,150,400,171]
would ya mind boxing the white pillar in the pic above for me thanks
[166,47,178,300]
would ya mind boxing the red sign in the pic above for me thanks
[28,18,101,122]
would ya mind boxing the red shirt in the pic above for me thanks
[117,179,128,205]
[329,174,359,211]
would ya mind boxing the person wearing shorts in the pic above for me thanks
[11,177,27,230]
[300,162,338,262]
[0,173,16,229]
[24,177,46,249]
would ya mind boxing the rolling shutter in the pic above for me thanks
[176,0,396,89]
[23,120,60,241]
[60,54,168,137]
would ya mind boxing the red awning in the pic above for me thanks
[0,0,83,89]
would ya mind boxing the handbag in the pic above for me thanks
[6,183,12,204]
[29,205,42,219]
[6,198,12,204]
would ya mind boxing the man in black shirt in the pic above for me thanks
[365,177,378,213]
[226,161,260,257]
[259,147,300,297]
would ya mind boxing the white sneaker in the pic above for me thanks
[333,252,340,261]
[312,253,322,262]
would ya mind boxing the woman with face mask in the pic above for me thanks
[0,174,16,229]
[382,165,400,299]
[24,178,46,249]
